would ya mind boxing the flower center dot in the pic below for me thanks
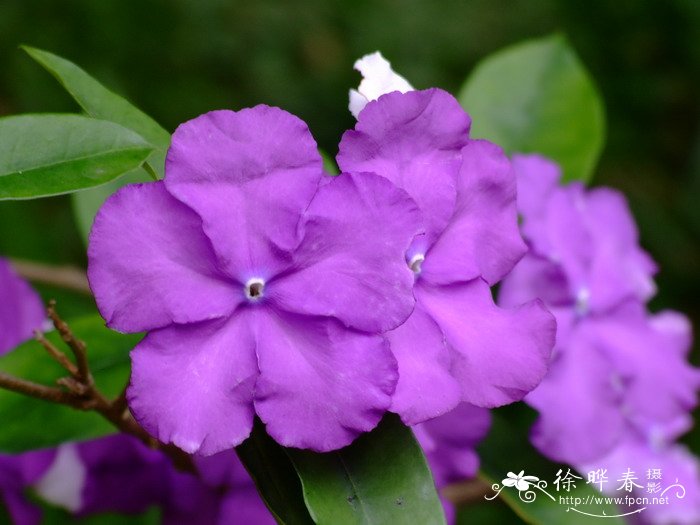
[409,254,425,274]
[245,278,265,301]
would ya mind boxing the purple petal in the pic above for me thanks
[584,187,657,310]
[75,435,170,515]
[527,319,626,464]
[511,153,561,243]
[128,313,258,455]
[0,453,51,525]
[418,278,555,407]
[88,182,240,333]
[338,88,471,249]
[269,172,420,333]
[218,488,276,525]
[164,107,323,280]
[254,309,398,451]
[0,259,45,355]
[415,403,491,485]
[589,303,700,442]
[420,140,526,285]
[387,304,461,425]
[498,253,572,309]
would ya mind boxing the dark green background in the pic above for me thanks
[0,2,698,522]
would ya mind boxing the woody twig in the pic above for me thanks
[0,301,195,473]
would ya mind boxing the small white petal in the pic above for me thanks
[348,51,414,118]
[34,444,86,512]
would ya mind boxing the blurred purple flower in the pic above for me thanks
[88,106,422,454]
[338,89,556,425]
[0,258,44,355]
[499,153,700,466]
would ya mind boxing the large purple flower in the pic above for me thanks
[338,88,556,424]
[0,258,45,355]
[500,154,700,465]
[88,106,421,454]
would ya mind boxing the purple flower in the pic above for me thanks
[338,89,556,425]
[88,106,422,454]
[0,258,45,355]
[414,403,491,524]
[500,154,700,465]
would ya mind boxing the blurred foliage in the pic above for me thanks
[0,1,698,521]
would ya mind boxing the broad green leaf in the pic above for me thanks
[477,406,623,524]
[0,115,153,200]
[0,314,142,452]
[458,34,605,183]
[286,414,446,525]
[236,419,315,525]
[22,46,170,173]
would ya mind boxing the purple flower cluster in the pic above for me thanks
[87,89,555,455]
[499,154,700,523]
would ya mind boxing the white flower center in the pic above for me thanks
[245,278,265,301]
[575,287,590,316]
[409,253,425,275]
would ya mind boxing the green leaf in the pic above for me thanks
[236,419,315,525]
[458,34,605,183]
[0,115,153,200]
[0,314,141,452]
[22,46,170,169]
[286,414,446,525]
[477,406,624,524]
[22,46,170,239]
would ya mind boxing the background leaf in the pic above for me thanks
[286,414,446,525]
[0,315,141,452]
[0,115,152,200]
[458,34,605,183]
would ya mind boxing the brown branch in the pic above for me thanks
[10,259,91,295]
[443,478,492,505]
[0,371,79,404]
[34,329,79,377]
[1,302,196,474]
[47,300,91,382]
